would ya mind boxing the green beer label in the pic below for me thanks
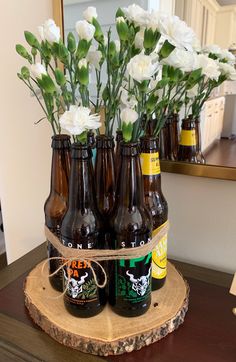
[116,253,152,303]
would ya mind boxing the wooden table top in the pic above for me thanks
[0,243,236,362]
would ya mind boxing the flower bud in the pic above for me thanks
[67,32,76,53]
[144,28,161,50]
[78,58,89,86]
[16,44,32,63]
[39,74,57,94]
[21,66,30,80]
[24,31,40,49]
[54,68,66,86]
[116,17,129,42]
[83,6,97,23]
[92,18,104,43]
[30,63,47,79]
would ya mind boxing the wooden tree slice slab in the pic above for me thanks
[24,261,189,356]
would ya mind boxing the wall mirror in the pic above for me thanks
[53,0,236,181]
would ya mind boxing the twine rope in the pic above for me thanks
[43,222,169,299]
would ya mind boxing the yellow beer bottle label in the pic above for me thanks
[179,130,196,146]
[152,221,168,280]
[140,152,161,176]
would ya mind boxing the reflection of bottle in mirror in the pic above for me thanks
[177,116,198,163]
[140,136,168,291]
[44,135,71,292]
[109,142,152,317]
[61,144,106,318]
[195,117,206,164]
[158,121,169,160]
[170,113,180,161]
[115,130,123,187]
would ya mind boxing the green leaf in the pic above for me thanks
[24,31,40,49]
[159,40,175,59]
[67,32,76,53]
[54,68,66,86]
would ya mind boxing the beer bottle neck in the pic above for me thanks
[68,144,96,211]
[119,143,144,209]
[95,135,116,215]
[50,135,71,197]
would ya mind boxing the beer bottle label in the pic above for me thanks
[115,235,152,304]
[179,130,196,146]
[152,221,168,280]
[140,152,161,176]
[62,236,98,305]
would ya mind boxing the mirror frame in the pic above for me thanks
[53,0,236,182]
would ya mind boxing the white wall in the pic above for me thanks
[0,0,53,264]
[163,172,236,274]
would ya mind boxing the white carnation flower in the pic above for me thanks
[86,47,102,70]
[122,4,150,27]
[203,44,235,65]
[219,49,235,65]
[218,62,236,80]
[120,107,138,125]
[197,54,220,81]
[159,15,196,51]
[202,44,222,55]
[30,63,47,79]
[83,6,97,23]
[38,19,60,44]
[75,20,95,41]
[59,106,101,136]
[161,48,199,72]
[120,87,138,109]
[127,53,160,82]
[147,10,161,31]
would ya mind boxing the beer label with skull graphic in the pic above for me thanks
[115,234,152,304]
[62,237,98,305]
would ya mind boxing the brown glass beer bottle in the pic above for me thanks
[44,135,71,291]
[61,144,106,317]
[140,136,168,291]
[109,142,152,317]
[95,135,116,217]
[178,116,198,163]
